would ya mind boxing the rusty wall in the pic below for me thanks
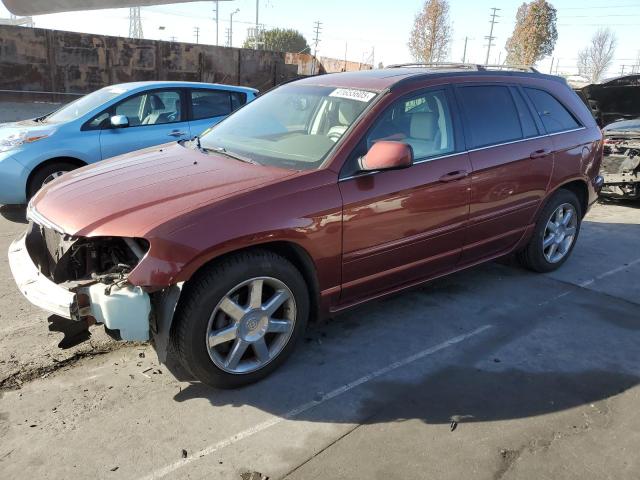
[319,56,373,74]
[285,52,373,75]
[0,25,300,95]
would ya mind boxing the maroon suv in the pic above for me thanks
[9,66,604,388]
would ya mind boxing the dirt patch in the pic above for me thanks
[0,343,129,391]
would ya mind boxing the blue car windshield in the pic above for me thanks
[45,86,129,123]
[199,84,378,170]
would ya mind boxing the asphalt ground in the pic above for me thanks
[1,199,639,480]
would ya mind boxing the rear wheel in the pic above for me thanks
[27,161,79,200]
[518,189,582,273]
[172,250,309,388]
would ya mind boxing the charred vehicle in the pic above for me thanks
[9,66,603,388]
[575,75,640,199]
[577,74,640,128]
[600,120,640,199]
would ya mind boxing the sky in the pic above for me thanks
[1,0,639,79]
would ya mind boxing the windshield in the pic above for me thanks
[45,86,129,123]
[199,84,378,170]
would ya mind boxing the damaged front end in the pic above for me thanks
[9,218,154,342]
[600,128,640,200]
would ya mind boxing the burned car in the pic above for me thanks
[575,75,640,199]
[600,120,640,199]
[577,74,640,128]
[9,67,603,388]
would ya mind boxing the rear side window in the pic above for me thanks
[230,91,247,110]
[511,88,539,138]
[191,90,231,120]
[457,85,523,148]
[524,88,581,134]
[191,90,247,120]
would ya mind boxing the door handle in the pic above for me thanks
[168,130,187,137]
[439,170,469,182]
[530,149,551,159]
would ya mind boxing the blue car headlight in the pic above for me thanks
[0,130,53,153]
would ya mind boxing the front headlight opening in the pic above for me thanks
[0,130,51,153]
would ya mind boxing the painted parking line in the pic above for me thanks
[538,257,640,307]
[578,256,640,288]
[137,324,494,480]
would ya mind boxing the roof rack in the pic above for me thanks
[385,62,539,73]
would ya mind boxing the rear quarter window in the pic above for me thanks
[524,88,581,134]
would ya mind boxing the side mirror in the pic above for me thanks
[359,141,413,172]
[110,115,129,129]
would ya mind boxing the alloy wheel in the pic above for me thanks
[206,277,296,374]
[542,202,578,263]
[42,171,67,186]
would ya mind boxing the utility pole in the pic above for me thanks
[343,41,348,72]
[225,28,231,47]
[229,8,239,48]
[254,0,260,49]
[214,0,219,46]
[549,57,554,74]
[484,7,500,65]
[129,7,143,39]
[462,36,468,63]
[213,1,234,47]
[170,35,177,43]
[194,26,200,44]
[311,21,323,75]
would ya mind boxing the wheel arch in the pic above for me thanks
[554,179,589,218]
[538,179,589,222]
[26,156,87,197]
[179,241,321,323]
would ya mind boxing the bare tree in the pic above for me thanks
[505,0,558,66]
[408,0,452,63]
[577,28,617,83]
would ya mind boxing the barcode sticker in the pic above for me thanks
[329,88,376,102]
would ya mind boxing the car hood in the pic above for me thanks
[30,142,298,237]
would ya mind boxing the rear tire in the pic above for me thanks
[518,189,582,273]
[27,161,78,200]
[172,250,309,389]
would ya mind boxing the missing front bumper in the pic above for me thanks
[9,234,77,319]
[8,233,152,341]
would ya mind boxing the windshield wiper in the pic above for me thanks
[204,145,260,165]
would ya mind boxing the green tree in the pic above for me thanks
[243,28,309,53]
[408,0,452,63]
[505,0,558,66]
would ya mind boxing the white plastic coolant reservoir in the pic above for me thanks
[88,283,151,341]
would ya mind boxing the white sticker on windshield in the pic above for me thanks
[329,88,376,102]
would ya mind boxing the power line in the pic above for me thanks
[484,7,500,66]
[557,3,640,9]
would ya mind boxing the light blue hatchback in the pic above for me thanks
[0,81,258,204]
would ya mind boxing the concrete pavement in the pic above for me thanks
[0,201,639,479]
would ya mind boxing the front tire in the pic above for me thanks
[518,189,582,273]
[27,161,78,200]
[172,250,310,389]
